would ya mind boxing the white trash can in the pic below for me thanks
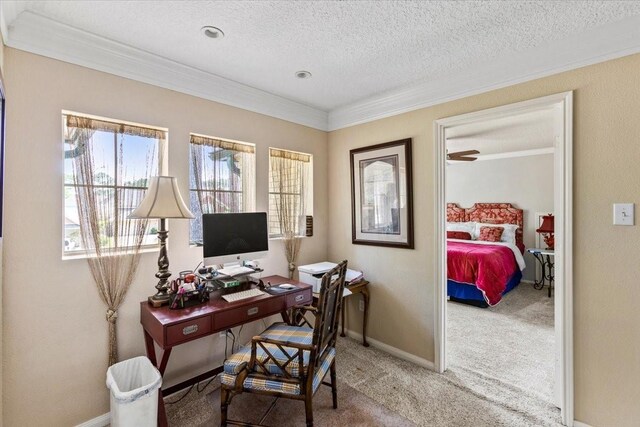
[106,356,162,427]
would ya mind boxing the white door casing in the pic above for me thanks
[433,91,573,425]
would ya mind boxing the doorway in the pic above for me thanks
[434,92,574,425]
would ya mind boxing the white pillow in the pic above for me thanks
[473,222,519,244]
[446,221,476,236]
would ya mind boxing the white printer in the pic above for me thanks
[298,262,337,293]
[298,262,361,294]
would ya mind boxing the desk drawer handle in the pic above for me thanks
[183,325,199,335]
[247,307,259,316]
[295,294,305,302]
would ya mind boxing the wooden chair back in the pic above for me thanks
[311,260,347,367]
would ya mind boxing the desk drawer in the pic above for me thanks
[216,298,284,329]
[287,289,312,306]
[166,316,212,346]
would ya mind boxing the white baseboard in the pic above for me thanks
[573,421,593,427]
[343,329,435,371]
[75,412,110,427]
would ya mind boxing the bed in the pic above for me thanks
[446,203,526,307]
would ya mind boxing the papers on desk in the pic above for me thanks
[346,269,364,285]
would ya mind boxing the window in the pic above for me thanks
[189,134,256,244]
[268,148,312,237]
[63,113,164,256]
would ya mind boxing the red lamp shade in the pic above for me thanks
[536,214,555,249]
[536,214,554,233]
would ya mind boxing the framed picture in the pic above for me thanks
[350,138,413,249]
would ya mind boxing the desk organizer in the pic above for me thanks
[169,288,209,310]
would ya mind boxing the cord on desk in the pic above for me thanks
[192,260,202,273]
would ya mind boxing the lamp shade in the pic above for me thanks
[129,176,194,219]
[536,214,554,234]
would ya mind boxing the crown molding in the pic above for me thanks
[328,16,640,131]
[3,11,329,131]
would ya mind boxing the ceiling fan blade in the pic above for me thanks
[448,156,477,161]
[448,149,480,157]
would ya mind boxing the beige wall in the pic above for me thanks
[2,48,328,426]
[447,154,555,281]
[329,53,640,426]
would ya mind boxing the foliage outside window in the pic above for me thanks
[189,134,256,244]
[63,113,164,256]
[268,148,312,238]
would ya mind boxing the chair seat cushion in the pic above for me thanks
[221,323,335,395]
[224,323,314,376]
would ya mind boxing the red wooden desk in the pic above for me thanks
[140,275,312,427]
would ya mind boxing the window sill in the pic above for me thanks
[268,235,310,241]
[62,245,160,261]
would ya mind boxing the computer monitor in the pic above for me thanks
[202,212,269,266]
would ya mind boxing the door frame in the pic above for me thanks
[433,91,574,425]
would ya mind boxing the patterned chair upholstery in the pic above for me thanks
[220,260,348,427]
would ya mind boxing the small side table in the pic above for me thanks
[313,280,370,347]
[527,248,555,297]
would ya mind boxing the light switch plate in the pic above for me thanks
[613,203,634,226]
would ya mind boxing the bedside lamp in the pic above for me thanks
[536,214,555,250]
[129,176,194,306]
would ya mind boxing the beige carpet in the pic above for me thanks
[448,282,556,405]
[166,284,561,426]
[165,375,415,426]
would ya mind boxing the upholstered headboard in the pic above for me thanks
[446,203,466,222]
[446,203,524,252]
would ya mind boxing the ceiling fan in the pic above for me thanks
[447,149,479,161]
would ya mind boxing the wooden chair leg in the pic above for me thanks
[330,360,338,409]
[221,387,229,427]
[305,395,314,427]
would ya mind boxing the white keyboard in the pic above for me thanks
[218,266,255,277]
[222,288,265,303]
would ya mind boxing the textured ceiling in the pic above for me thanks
[7,1,640,111]
[446,107,559,156]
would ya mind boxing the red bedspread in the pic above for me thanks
[447,241,519,305]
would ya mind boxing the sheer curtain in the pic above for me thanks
[189,134,255,241]
[269,148,311,278]
[66,114,162,366]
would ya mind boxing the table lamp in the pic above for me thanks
[129,176,194,306]
[536,214,555,250]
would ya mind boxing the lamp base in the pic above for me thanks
[148,293,171,308]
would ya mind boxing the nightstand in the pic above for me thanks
[527,248,555,297]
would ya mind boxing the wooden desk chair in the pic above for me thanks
[220,260,348,427]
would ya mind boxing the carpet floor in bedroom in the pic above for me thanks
[166,283,561,426]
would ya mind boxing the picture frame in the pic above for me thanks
[350,138,414,249]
